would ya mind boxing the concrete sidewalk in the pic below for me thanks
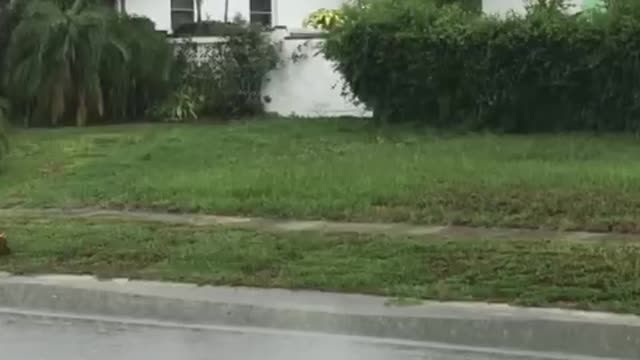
[0,273,638,359]
[2,207,640,242]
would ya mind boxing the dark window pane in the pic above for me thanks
[250,12,271,27]
[250,0,271,12]
[172,11,194,30]
[171,0,193,10]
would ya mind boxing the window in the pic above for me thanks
[250,0,272,27]
[171,0,194,31]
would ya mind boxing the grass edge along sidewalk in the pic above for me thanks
[1,216,639,315]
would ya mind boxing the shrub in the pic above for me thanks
[173,20,247,37]
[101,15,173,122]
[168,26,280,120]
[304,8,345,31]
[324,0,640,132]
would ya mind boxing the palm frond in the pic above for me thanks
[6,0,112,126]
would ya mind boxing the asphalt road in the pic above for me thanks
[0,313,604,360]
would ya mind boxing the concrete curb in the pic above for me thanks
[0,274,638,359]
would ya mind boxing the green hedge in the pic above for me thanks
[325,1,640,132]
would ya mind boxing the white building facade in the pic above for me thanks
[119,1,604,34]
[122,0,346,33]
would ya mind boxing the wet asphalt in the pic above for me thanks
[0,313,600,360]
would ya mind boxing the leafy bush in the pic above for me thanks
[324,0,640,132]
[605,0,640,16]
[304,8,345,31]
[173,20,247,37]
[101,15,173,122]
[169,26,280,120]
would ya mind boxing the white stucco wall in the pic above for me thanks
[262,30,369,117]
[482,0,584,15]
[170,31,367,117]
[125,0,172,32]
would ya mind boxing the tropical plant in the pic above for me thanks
[6,0,126,126]
[149,85,204,122]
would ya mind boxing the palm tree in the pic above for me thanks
[6,0,125,126]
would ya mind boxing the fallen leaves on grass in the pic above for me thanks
[0,233,10,256]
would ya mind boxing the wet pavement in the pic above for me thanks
[0,313,590,360]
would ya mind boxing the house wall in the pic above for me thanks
[125,0,346,33]
[126,0,606,33]
[262,30,369,117]
[125,0,172,32]
[482,0,586,15]
[170,30,369,117]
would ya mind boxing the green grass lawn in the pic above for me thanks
[1,218,639,314]
[3,119,640,231]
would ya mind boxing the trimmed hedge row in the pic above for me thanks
[325,1,640,132]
